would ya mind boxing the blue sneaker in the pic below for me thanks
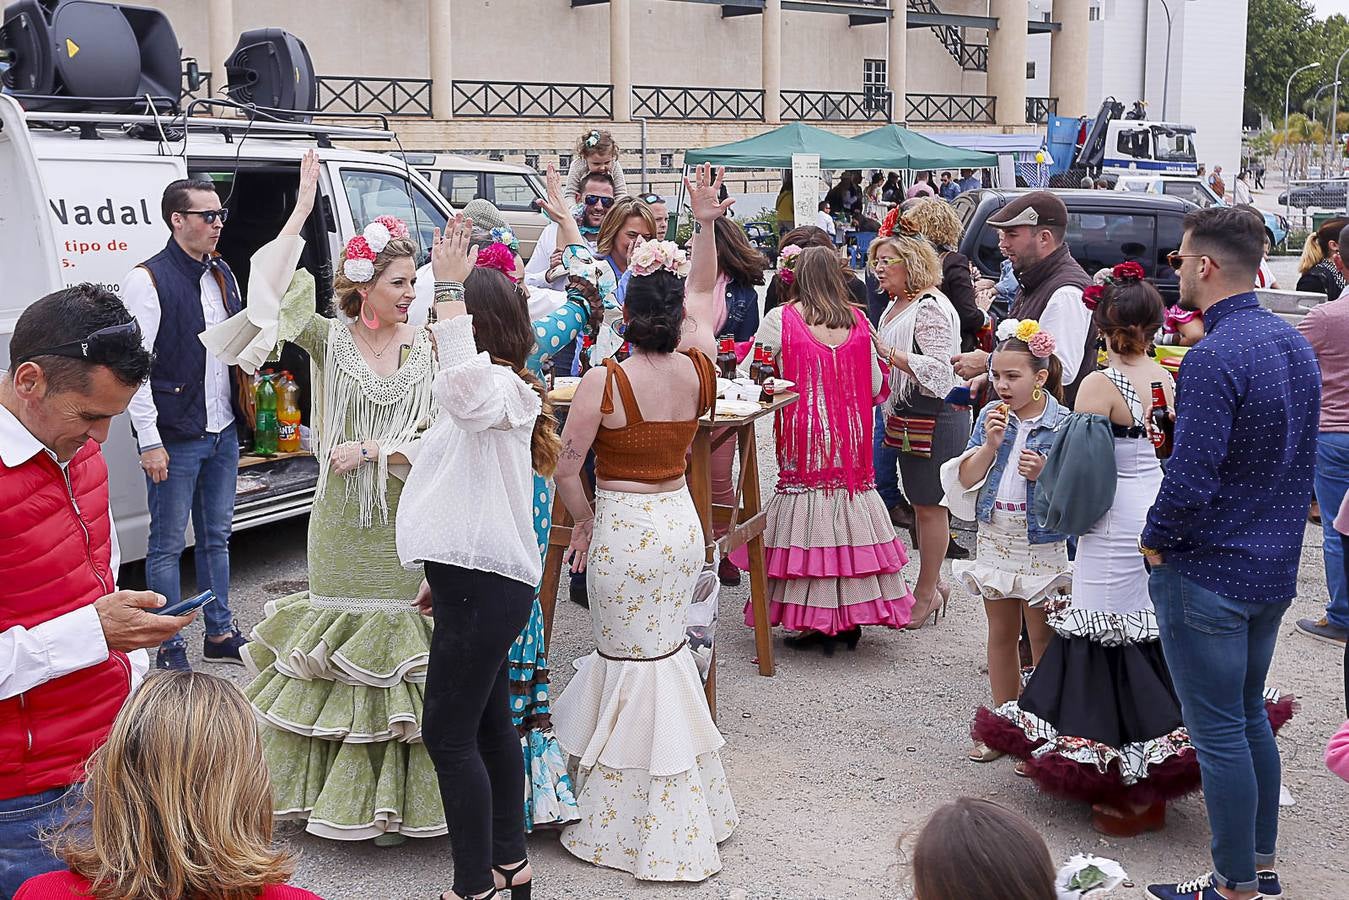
[1147,872,1263,900]
[202,627,249,666]
[155,644,191,672]
[1257,870,1282,898]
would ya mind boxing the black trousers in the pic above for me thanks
[422,563,534,897]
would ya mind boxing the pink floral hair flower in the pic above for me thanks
[1028,330,1057,359]
[373,215,409,240]
[1082,283,1106,310]
[344,235,377,261]
[475,242,518,281]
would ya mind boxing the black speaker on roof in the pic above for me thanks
[0,0,181,112]
[224,28,315,123]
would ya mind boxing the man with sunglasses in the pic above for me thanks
[1142,207,1320,900]
[525,171,615,294]
[119,178,251,672]
[0,285,191,895]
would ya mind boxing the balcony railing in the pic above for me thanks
[452,80,612,118]
[633,85,764,121]
[316,76,433,117]
[784,89,892,122]
[906,93,995,124]
[1026,96,1058,124]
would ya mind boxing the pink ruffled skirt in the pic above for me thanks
[732,486,915,634]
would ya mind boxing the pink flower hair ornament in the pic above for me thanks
[628,240,691,278]
[342,235,378,283]
[776,244,804,285]
[1027,330,1057,359]
[475,241,519,281]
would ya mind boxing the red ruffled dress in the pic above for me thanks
[733,305,914,634]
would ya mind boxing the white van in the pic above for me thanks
[396,152,549,258]
[0,95,453,562]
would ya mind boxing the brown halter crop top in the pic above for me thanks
[591,349,717,484]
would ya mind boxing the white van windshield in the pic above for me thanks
[340,169,447,262]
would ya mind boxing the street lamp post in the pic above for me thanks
[1332,46,1349,178]
[1155,0,1196,121]
[1285,62,1321,183]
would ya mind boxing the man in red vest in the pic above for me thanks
[0,284,193,898]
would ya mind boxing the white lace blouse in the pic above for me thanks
[879,290,960,408]
[396,315,543,587]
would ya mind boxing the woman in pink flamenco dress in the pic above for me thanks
[732,245,915,653]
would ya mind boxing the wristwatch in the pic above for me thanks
[1137,537,1159,557]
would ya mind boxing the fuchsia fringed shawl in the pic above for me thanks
[776,305,876,495]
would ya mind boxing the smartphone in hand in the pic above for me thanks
[152,590,215,617]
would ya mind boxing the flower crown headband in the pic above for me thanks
[1082,261,1146,310]
[994,317,1057,359]
[628,239,691,278]
[776,244,803,285]
[342,216,410,283]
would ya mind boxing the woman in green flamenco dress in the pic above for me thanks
[202,154,591,843]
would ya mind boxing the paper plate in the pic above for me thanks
[548,376,580,401]
[708,399,762,419]
[716,377,735,397]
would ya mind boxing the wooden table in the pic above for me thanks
[538,392,798,715]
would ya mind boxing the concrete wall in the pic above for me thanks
[1172,0,1248,173]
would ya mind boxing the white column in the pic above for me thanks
[988,0,1028,127]
[1049,0,1089,118]
[610,0,632,122]
[763,0,782,124]
[207,0,234,88]
[888,0,907,123]
[428,0,453,119]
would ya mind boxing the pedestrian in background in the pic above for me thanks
[1143,206,1320,900]
[120,178,251,671]
[939,171,960,202]
[0,285,183,899]
[1295,216,1348,303]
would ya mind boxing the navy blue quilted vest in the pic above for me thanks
[139,239,242,444]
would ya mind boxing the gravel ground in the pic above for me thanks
[134,409,1347,900]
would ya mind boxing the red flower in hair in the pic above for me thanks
[345,235,377,261]
[1082,284,1106,310]
[878,207,900,238]
[1112,261,1146,281]
[475,242,519,281]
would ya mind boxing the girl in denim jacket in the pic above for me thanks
[946,321,1072,764]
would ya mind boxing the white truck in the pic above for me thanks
[1074,97,1200,179]
[0,95,454,562]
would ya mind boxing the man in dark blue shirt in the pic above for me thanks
[1143,207,1320,900]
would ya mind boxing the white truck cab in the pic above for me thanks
[0,94,453,562]
[1101,120,1199,178]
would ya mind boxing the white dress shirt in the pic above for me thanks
[995,409,1044,503]
[120,262,234,450]
[1036,285,1091,386]
[0,404,149,701]
[815,210,837,237]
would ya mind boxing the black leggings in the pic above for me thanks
[422,563,534,897]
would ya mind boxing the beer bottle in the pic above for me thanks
[578,334,594,374]
[750,343,766,384]
[716,336,737,380]
[1149,381,1174,459]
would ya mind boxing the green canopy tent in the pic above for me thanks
[851,124,999,170]
[683,121,905,169]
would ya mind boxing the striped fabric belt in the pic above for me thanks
[993,500,1028,511]
[598,640,686,663]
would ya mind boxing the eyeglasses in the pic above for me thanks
[1166,251,1217,271]
[583,195,616,209]
[870,256,903,271]
[638,193,665,205]
[177,208,229,224]
[14,321,143,364]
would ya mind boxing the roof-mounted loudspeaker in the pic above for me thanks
[224,28,316,123]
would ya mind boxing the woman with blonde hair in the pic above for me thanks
[870,229,969,627]
[730,244,916,652]
[18,671,322,900]
[903,198,985,353]
[594,196,657,307]
[1295,216,1349,302]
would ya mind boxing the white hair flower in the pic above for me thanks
[362,221,392,254]
[343,257,375,283]
[995,318,1022,343]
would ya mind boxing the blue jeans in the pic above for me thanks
[1315,432,1349,629]
[144,424,239,648]
[0,785,80,898]
[873,407,903,510]
[1149,566,1289,893]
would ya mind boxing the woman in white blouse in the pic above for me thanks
[870,231,969,628]
[397,217,559,900]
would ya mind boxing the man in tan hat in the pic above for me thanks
[951,190,1095,403]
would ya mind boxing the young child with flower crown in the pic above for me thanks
[941,319,1073,764]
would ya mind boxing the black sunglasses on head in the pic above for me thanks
[178,208,229,224]
[583,194,616,209]
[15,320,143,365]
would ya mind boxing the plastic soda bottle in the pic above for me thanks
[254,374,278,456]
[277,373,302,453]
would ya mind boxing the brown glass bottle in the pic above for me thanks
[1149,381,1174,459]
[716,336,737,380]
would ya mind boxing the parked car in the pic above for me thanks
[393,152,548,258]
[1277,180,1349,211]
[1115,174,1288,246]
[743,220,779,267]
[954,188,1194,305]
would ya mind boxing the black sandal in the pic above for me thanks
[493,861,531,900]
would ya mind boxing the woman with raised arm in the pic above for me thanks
[549,164,738,883]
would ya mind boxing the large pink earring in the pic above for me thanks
[359,297,379,329]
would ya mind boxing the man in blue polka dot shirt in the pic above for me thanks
[1142,207,1321,900]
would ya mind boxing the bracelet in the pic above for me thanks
[359,442,376,464]
[1137,537,1158,557]
[434,280,464,292]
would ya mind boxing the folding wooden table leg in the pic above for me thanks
[739,429,775,677]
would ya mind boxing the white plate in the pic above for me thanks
[552,376,580,390]
[707,399,762,419]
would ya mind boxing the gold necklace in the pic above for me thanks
[354,324,398,359]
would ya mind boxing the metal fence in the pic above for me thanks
[452,80,612,118]
[316,76,433,117]
[783,90,891,122]
[1025,96,1057,124]
[1280,177,1349,231]
[906,93,995,124]
[632,86,764,121]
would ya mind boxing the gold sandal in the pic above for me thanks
[967,741,1004,763]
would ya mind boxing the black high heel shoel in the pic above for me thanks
[493,861,532,900]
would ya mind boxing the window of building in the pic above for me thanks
[660,153,673,168]
[1026,62,1036,79]
[863,58,887,113]
[559,153,572,170]
[1043,12,1051,21]
[1089,5,1101,21]
[524,153,539,171]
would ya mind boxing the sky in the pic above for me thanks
[1313,0,1349,18]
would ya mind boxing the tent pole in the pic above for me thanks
[673,164,689,242]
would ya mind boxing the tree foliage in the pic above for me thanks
[1245,0,1318,121]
